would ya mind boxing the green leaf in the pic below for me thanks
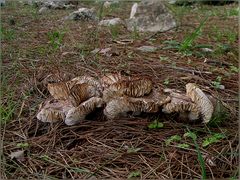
[165,135,182,146]
[177,143,190,149]
[69,167,91,173]
[41,155,49,161]
[208,100,229,127]
[148,120,164,129]
[184,132,197,141]
[180,16,208,52]
[230,65,239,73]
[202,133,226,147]
[186,128,206,180]
[128,170,141,179]
[16,142,29,148]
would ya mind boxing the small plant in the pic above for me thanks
[177,143,190,149]
[225,7,239,17]
[0,92,17,125]
[165,135,181,145]
[159,56,169,62]
[186,128,206,179]
[184,131,197,140]
[179,16,208,53]
[163,17,209,55]
[131,25,140,40]
[97,1,105,20]
[0,27,15,40]
[202,133,226,147]
[226,31,237,44]
[230,65,239,73]
[208,100,229,127]
[109,25,120,40]
[16,143,29,149]
[128,170,141,179]
[163,78,170,85]
[47,30,65,50]
[211,76,222,89]
[148,120,164,129]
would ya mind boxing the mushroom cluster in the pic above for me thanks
[37,73,215,125]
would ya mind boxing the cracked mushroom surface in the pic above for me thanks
[186,83,214,123]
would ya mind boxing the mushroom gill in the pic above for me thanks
[186,83,214,123]
[65,97,104,126]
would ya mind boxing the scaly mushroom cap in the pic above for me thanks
[162,90,200,121]
[186,83,214,123]
[100,73,124,88]
[69,83,101,107]
[65,97,103,126]
[37,99,73,123]
[71,75,103,93]
[48,75,102,101]
[47,81,74,100]
[103,78,153,102]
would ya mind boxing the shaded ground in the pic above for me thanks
[1,1,239,179]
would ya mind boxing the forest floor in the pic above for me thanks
[1,1,239,179]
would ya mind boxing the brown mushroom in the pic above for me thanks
[37,99,73,123]
[65,97,104,126]
[100,73,124,88]
[103,78,153,102]
[104,94,170,119]
[69,83,101,107]
[186,83,214,123]
[162,89,200,121]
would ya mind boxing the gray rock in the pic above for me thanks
[103,0,119,8]
[27,0,76,9]
[167,0,195,6]
[91,48,112,57]
[201,48,214,53]
[0,0,5,6]
[218,85,225,90]
[65,8,97,21]
[99,18,123,26]
[38,6,49,14]
[130,3,138,19]
[137,46,157,52]
[126,0,177,32]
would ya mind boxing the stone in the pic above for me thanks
[201,48,214,53]
[91,48,112,57]
[27,0,76,9]
[0,0,5,6]
[103,0,119,8]
[65,8,97,21]
[99,18,123,26]
[168,0,195,6]
[137,46,157,52]
[38,6,48,14]
[126,0,177,32]
[130,3,138,19]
